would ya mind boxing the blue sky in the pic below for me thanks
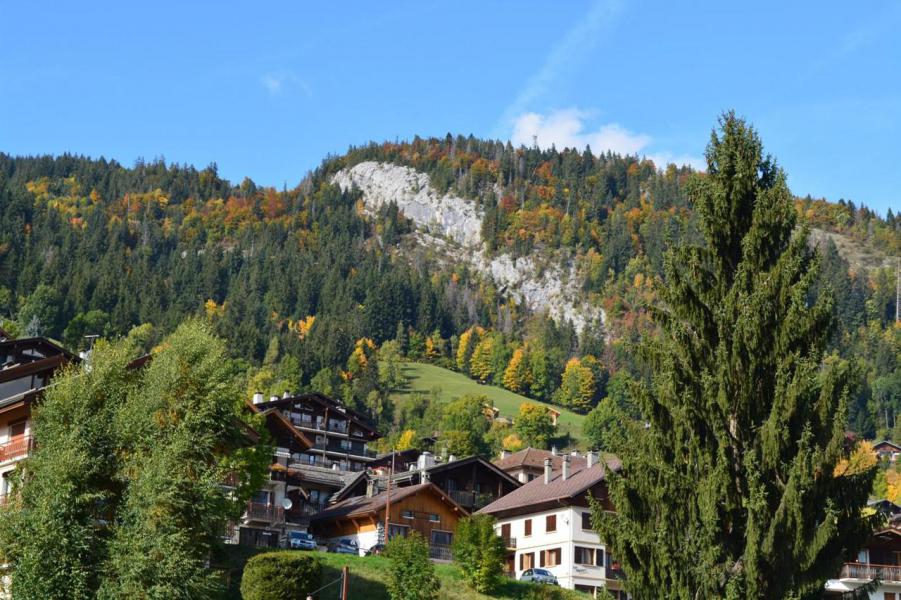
[1,1,898,214]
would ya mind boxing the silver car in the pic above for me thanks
[520,568,559,585]
[288,531,316,550]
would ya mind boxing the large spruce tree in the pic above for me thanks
[594,113,877,599]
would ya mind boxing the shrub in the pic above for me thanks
[452,514,506,593]
[240,552,322,600]
[385,532,439,600]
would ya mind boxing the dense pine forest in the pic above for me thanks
[0,138,897,447]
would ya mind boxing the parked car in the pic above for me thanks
[365,543,386,556]
[520,568,558,585]
[329,538,360,555]
[288,531,317,551]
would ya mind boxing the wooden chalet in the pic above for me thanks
[310,482,469,559]
[0,335,77,501]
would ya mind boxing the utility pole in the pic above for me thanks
[384,449,395,544]
[341,566,349,600]
[896,256,899,323]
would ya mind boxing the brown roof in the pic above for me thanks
[311,482,469,521]
[477,457,621,517]
[494,448,587,472]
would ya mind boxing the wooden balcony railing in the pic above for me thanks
[0,436,32,463]
[840,562,901,582]
[244,501,285,524]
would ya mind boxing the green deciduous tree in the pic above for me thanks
[452,514,506,593]
[0,320,268,600]
[514,403,555,449]
[386,531,440,600]
[594,113,877,599]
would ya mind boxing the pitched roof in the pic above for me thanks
[311,482,469,522]
[494,448,587,472]
[477,457,621,517]
[255,392,380,437]
[873,440,901,451]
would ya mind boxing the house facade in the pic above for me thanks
[825,528,901,599]
[0,336,75,504]
[252,392,380,472]
[373,453,521,512]
[310,482,468,558]
[478,453,628,599]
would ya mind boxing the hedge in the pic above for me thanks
[240,551,322,600]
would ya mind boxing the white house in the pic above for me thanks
[478,452,629,599]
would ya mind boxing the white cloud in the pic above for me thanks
[260,70,311,97]
[492,0,623,137]
[511,108,705,171]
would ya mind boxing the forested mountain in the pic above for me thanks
[0,137,897,445]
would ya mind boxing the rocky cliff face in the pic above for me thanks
[333,161,605,334]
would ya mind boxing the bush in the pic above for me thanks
[452,514,506,593]
[240,552,322,600]
[385,532,439,600]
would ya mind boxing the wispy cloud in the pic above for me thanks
[512,108,705,170]
[492,0,622,137]
[260,70,311,97]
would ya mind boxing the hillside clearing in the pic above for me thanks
[392,362,586,445]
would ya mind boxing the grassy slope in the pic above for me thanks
[230,550,588,600]
[392,362,586,445]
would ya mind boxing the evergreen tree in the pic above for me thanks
[594,113,877,599]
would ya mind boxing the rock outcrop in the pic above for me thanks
[333,161,605,334]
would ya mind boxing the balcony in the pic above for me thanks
[447,489,496,510]
[839,562,901,583]
[244,501,284,524]
[0,436,32,463]
[501,537,517,549]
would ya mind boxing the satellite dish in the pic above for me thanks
[282,498,293,510]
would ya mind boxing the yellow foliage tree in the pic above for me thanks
[502,347,530,394]
[469,336,495,382]
[204,299,225,320]
[502,433,524,452]
[396,429,417,451]
[833,441,877,477]
[456,326,484,373]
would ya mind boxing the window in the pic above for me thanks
[520,552,535,570]
[546,514,556,533]
[429,513,440,522]
[501,523,511,540]
[388,523,410,539]
[581,511,594,531]
[340,439,352,451]
[251,490,271,505]
[524,519,532,536]
[540,547,561,568]
[431,530,453,546]
[575,585,596,596]
[575,546,595,565]
[401,510,414,519]
[885,594,896,600]
[9,420,26,438]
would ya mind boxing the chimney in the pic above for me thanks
[562,455,570,481]
[570,449,579,457]
[500,450,510,459]
[282,390,291,399]
[448,455,456,463]
[421,469,430,485]
[366,478,376,497]
[587,451,596,468]
[270,395,279,403]
[544,458,552,484]
[417,451,435,471]
[551,446,557,456]
[252,391,264,405]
